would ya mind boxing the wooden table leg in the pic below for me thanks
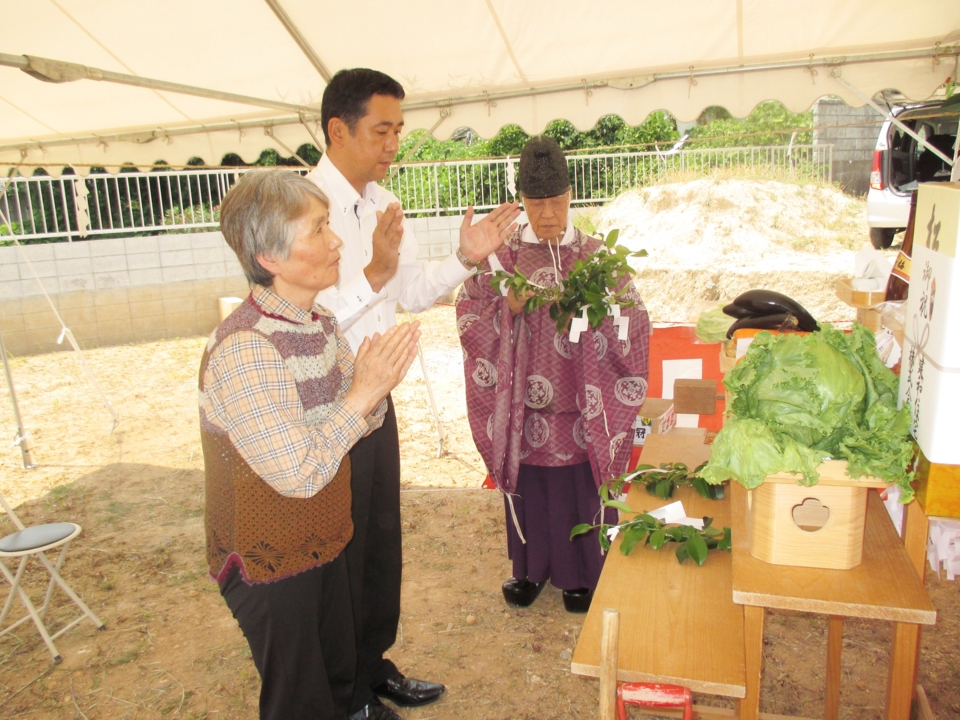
[901,499,929,704]
[885,622,920,720]
[741,605,764,720]
[600,608,620,720]
[825,615,843,720]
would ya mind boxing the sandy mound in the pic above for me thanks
[594,177,881,323]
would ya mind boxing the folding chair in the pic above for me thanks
[0,490,104,663]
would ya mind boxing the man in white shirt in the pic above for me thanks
[308,68,519,720]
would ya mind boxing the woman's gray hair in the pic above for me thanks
[219,169,330,287]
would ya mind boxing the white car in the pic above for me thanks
[866,98,958,248]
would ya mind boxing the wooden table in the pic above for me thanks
[730,482,937,720]
[571,430,748,703]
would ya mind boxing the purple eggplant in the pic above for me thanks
[730,290,819,332]
[722,303,755,319]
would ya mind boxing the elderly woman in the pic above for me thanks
[199,169,419,720]
[457,137,651,613]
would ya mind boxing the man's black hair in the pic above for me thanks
[321,68,405,144]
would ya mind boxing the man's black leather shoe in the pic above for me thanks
[502,577,545,608]
[562,588,592,613]
[348,697,404,720]
[373,674,445,708]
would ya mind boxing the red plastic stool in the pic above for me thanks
[616,682,693,720]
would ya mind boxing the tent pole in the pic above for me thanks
[833,76,955,167]
[0,330,35,470]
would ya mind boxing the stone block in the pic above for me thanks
[0,263,20,282]
[197,310,220,333]
[162,235,198,251]
[93,254,128,273]
[194,262,227,280]
[59,274,95,292]
[161,281,194,299]
[57,291,95,310]
[20,259,56,278]
[95,303,132,323]
[19,245,54,262]
[125,236,159,254]
[165,311,201,336]
[0,311,25,333]
[128,268,164,286]
[0,298,23,317]
[160,249,194,267]
[59,305,98,326]
[94,287,130,306]
[20,295,57,314]
[189,232,227,249]
[162,265,197,283]
[0,280,23,299]
[129,299,165,318]
[223,277,250,294]
[89,238,127,257]
[163,295,197,315]
[56,257,94,276]
[430,243,451,257]
[193,277,226,297]
[94,272,131,290]
[97,317,135,341]
[0,246,19,264]
[223,255,245,277]
[128,285,164,302]
[53,242,91,260]
[192,246,224,264]
[126,251,161,270]
[20,276,59,296]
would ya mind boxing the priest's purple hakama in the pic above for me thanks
[456,224,651,591]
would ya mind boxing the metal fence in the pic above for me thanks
[1,145,832,242]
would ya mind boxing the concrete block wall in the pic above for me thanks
[1,211,575,356]
[814,97,880,196]
[0,232,249,356]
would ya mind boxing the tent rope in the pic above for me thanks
[0,207,120,434]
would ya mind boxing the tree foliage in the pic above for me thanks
[686,101,813,148]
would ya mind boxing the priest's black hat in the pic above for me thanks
[518,136,570,199]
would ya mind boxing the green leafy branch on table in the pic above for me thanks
[487,228,648,333]
[570,464,731,567]
[635,461,725,501]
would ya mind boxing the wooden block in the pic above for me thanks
[856,307,882,332]
[218,296,243,322]
[673,378,718,415]
[836,277,885,308]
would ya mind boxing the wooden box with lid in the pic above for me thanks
[745,461,888,570]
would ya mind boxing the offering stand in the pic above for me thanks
[573,431,937,720]
[730,482,936,720]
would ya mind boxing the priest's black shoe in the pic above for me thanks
[373,673,445,708]
[562,588,592,613]
[502,577,545,608]
[348,697,404,720]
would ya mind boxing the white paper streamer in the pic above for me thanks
[568,304,628,344]
[928,518,960,581]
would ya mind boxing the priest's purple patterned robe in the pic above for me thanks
[457,225,651,494]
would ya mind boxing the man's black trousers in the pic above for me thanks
[347,395,403,712]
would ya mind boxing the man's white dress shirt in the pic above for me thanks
[307,154,473,354]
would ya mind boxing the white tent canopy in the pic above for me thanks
[2,0,959,176]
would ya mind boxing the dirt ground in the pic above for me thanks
[1,303,958,720]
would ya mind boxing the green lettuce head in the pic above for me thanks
[705,325,914,500]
